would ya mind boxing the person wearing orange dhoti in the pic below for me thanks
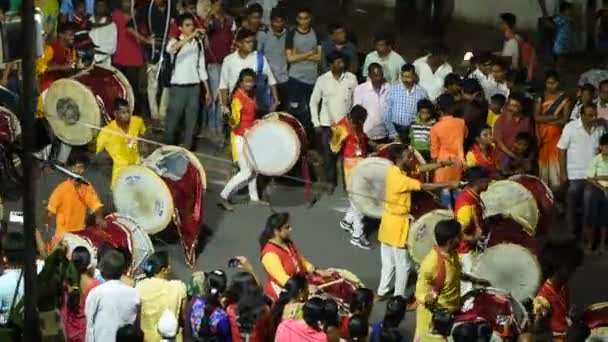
[430,94,467,208]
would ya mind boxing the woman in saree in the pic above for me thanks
[534,71,571,190]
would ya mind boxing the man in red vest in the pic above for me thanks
[38,23,78,91]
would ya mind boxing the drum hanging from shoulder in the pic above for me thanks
[484,214,539,256]
[114,146,206,266]
[307,268,364,316]
[243,112,307,176]
[408,208,452,264]
[44,65,134,145]
[0,106,20,145]
[472,243,541,302]
[349,157,393,218]
[62,213,154,274]
[582,302,608,338]
[509,174,556,235]
[481,180,539,235]
[454,287,528,340]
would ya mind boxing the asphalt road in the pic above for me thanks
[3,142,608,339]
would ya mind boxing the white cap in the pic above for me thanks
[157,309,178,339]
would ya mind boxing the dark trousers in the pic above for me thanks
[115,64,149,118]
[287,78,315,143]
[165,84,200,149]
[319,126,338,189]
[276,82,290,112]
[566,179,587,238]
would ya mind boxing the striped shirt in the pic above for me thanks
[409,119,436,152]
[383,83,429,138]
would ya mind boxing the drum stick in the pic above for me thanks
[316,278,345,290]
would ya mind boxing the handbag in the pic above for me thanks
[0,270,24,341]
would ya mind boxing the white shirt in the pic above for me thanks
[361,50,406,84]
[483,77,510,101]
[89,18,117,66]
[502,37,520,69]
[413,55,453,102]
[85,280,141,342]
[557,119,605,180]
[468,68,493,91]
[218,50,277,94]
[353,81,389,140]
[166,36,208,84]
[309,71,358,127]
[0,261,44,320]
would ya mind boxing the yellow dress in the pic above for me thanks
[414,248,462,338]
[96,116,146,188]
[135,277,187,342]
[378,165,422,248]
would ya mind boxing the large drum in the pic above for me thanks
[375,142,426,164]
[308,268,363,316]
[62,214,154,274]
[481,180,539,235]
[114,146,206,266]
[582,302,608,339]
[472,243,542,302]
[408,208,453,264]
[44,65,134,145]
[454,287,528,340]
[484,214,540,256]
[0,106,20,146]
[243,112,307,176]
[509,174,556,235]
[349,157,392,218]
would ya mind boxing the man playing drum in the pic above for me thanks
[414,219,490,340]
[330,105,370,249]
[453,166,491,293]
[377,143,458,302]
[96,98,146,189]
[45,153,104,247]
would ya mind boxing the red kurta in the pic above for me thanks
[40,40,75,90]
[260,241,306,301]
[231,89,257,136]
[537,281,570,335]
[467,144,498,179]
[334,117,368,158]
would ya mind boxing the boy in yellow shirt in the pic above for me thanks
[487,93,506,129]
[96,98,146,188]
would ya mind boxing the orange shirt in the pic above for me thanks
[47,179,103,237]
[430,115,467,182]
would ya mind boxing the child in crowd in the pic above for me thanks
[584,133,608,254]
[409,99,437,162]
[487,93,506,128]
[500,131,534,177]
[466,124,498,179]
[571,83,596,120]
[332,105,370,250]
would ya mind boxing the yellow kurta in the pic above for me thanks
[96,116,146,188]
[414,248,462,338]
[378,165,422,248]
[135,277,186,342]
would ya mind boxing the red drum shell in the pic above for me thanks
[77,216,133,257]
[484,214,540,256]
[307,271,360,315]
[510,175,556,235]
[455,289,526,338]
[72,65,134,122]
[275,112,308,151]
[376,142,425,180]
[582,303,608,330]
[411,191,444,218]
[0,106,19,145]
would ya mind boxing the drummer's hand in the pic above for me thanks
[424,291,438,306]
[235,256,254,272]
[222,105,231,116]
[314,269,333,277]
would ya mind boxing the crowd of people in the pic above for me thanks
[1,0,608,341]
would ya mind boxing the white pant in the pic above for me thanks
[378,243,412,297]
[220,135,259,201]
[344,201,364,238]
[147,63,169,121]
[460,252,475,295]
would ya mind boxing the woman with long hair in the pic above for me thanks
[271,274,308,323]
[259,212,330,301]
[340,288,374,338]
[225,271,274,342]
[370,296,407,341]
[61,246,100,342]
[135,251,187,341]
[534,70,571,190]
[274,297,331,341]
[185,269,231,341]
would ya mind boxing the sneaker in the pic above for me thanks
[251,199,270,206]
[217,198,234,211]
[350,236,372,250]
[340,220,353,233]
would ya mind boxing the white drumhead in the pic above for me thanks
[109,214,155,273]
[243,119,300,176]
[481,180,539,234]
[349,157,393,218]
[63,233,97,268]
[113,165,174,235]
[408,209,454,264]
[473,243,541,302]
[145,145,207,190]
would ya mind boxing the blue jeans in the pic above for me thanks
[205,63,222,131]
[440,188,460,209]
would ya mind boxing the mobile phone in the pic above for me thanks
[227,257,241,268]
